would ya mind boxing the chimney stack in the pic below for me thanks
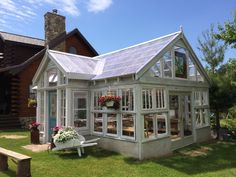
[44,10,65,51]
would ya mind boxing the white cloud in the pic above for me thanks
[0,0,113,32]
[87,0,113,13]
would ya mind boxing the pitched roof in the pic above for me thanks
[0,31,44,46]
[0,28,98,73]
[41,31,181,81]
[92,31,181,80]
[48,50,98,79]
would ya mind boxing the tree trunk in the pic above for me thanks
[215,111,221,139]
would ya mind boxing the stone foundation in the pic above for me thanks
[19,117,36,129]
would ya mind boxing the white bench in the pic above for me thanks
[0,147,31,177]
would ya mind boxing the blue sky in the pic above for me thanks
[0,0,235,64]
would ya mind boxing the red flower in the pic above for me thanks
[98,95,121,109]
[29,122,40,129]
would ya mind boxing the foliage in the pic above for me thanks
[1,130,236,177]
[53,127,79,143]
[215,12,236,48]
[221,118,236,136]
[198,24,227,73]
[99,95,121,109]
[227,105,236,119]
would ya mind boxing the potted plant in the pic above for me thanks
[28,98,37,108]
[98,95,121,110]
[29,122,40,144]
[53,127,82,149]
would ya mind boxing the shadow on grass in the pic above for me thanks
[0,168,17,177]
[54,146,119,160]
[124,141,236,175]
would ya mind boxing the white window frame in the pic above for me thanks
[72,91,89,130]
[121,113,136,140]
[106,113,118,137]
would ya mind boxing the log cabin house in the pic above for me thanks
[0,10,98,129]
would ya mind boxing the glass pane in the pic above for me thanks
[122,114,135,137]
[188,57,196,81]
[150,61,161,77]
[156,89,165,108]
[122,88,134,111]
[107,114,117,135]
[73,92,87,128]
[175,50,187,78]
[156,114,166,134]
[94,113,103,132]
[39,92,44,131]
[197,71,204,82]
[94,91,102,110]
[47,68,57,87]
[144,114,154,138]
[60,90,66,126]
[169,95,181,139]
[142,89,152,109]
[183,95,192,136]
[163,51,172,77]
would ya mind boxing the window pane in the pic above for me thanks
[144,114,154,138]
[60,89,66,126]
[197,71,204,82]
[183,95,192,136]
[175,49,187,78]
[169,95,181,139]
[150,61,161,77]
[122,88,134,111]
[47,68,57,87]
[163,51,172,77]
[107,114,117,135]
[94,91,102,110]
[39,92,44,131]
[122,114,135,137]
[156,88,165,109]
[142,89,152,109]
[73,92,87,128]
[69,46,77,54]
[156,114,166,135]
[94,113,103,133]
[60,71,66,85]
[188,57,196,81]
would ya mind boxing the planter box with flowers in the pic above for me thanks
[53,127,84,149]
[29,122,40,144]
[99,95,121,110]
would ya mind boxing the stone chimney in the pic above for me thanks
[44,9,65,51]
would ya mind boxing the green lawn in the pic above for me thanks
[0,130,236,177]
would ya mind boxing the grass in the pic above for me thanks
[0,130,236,177]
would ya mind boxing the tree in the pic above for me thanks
[198,25,227,74]
[215,13,236,48]
[198,25,227,73]
[198,25,227,139]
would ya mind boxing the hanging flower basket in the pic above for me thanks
[28,98,37,108]
[99,95,121,109]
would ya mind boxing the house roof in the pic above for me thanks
[48,50,98,79]
[0,31,45,46]
[92,31,181,80]
[38,31,181,81]
[34,30,211,84]
[0,28,98,74]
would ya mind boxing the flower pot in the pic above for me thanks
[30,128,40,144]
[106,101,114,107]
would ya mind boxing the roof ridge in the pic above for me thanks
[0,31,45,41]
[48,50,99,61]
[94,31,181,58]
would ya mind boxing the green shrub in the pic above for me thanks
[221,118,236,137]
